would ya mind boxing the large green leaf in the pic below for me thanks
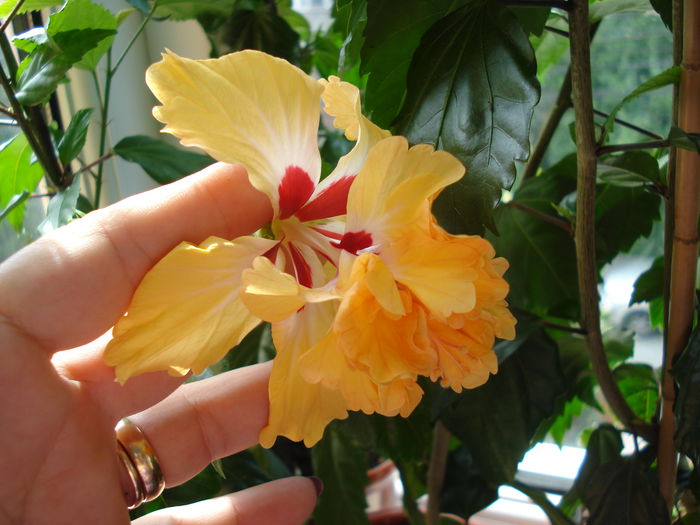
[649,0,672,30]
[601,66,680,140]
[673,318,700,466]
[57,108,93,166]
[510,481,575,525]
[597,151,663,187]
[15,28,116,105]
[203,6,300,61]
[48,0,118,71]
[155,0,238,19]
[439,319,566,484]
[560,424,623,516]
[508,6,550,36]
[441,446,498,519]
[669,125,700,154]
[311,422,369,525]
[397,1,540,234]
[114,135,213,184]
[488,155,579,318]
[583,455,669,525]
[0,133,44,230]
[360,0,467,127]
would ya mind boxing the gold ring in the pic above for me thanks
[115,418,165,509]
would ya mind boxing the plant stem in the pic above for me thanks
[111,1,157,75]
[596,140,670,156]
[75,151,114,176]
[658,0,699,509]
[523,69,572,180]
[0,0,24,35]
[93,50,112,208]
[395,460,425,525]
[426,421,450,525]
[545,25,569,38]
[568,0,655,442]
[592,109,664,140]
[543,321,587,335]
[506,201,573,235]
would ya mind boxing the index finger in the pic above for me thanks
[0,163,272,352]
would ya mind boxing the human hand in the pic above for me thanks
[0,163,321,524]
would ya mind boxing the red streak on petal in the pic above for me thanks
[332,230,373,255]
[278,166,315,220]
[314,247,336,267]
[289,242,313,288]
[311,226,343,240]
[263,242,281,262]
[295,175,355,222]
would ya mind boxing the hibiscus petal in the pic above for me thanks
[295,77,390,222]
[240,256,338,323]
[261,302,349,448]
[345,137,464,235]
[147,50,323,213]
[104,236,277,384]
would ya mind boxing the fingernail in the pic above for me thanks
[307,475,324,497]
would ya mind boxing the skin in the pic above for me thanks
[0,163,319,524]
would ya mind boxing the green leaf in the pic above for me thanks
[630,256,663,305]
[582,455,669,525]
[156,0,238,20]
[397,1,540,234]
[439,321,567,484]
[649,0,672,30]
[488,156,579,318]
[311,423,369,525]
[508,6,550,36]
[441,446,498,519]
[531,15,569,79]
[594,180,661,266]
[0,0,60,17]
[114,135,213,184]
[510,481,575,525]
[602,66,680,139]
[48,0,118,71]
[333,0,366,74]
[547,397,584,446]
[15,28,116,105]
[37,176,81,234]
[126,0,150,14]
[614,363,658,423]
[589,0,655,22]
[361,0,468,127]
[597,150,663,187]
[669,125,700,153]
[0,190,29,223]
[0,133,44,229]
[560,424,623,516]
[57,108,92,165]
[673,319,700,466]
[203,6,300,61]
[312,34,340,78]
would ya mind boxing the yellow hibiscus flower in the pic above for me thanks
[241,137,516,446]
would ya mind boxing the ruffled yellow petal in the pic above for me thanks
[240,256,338,322]
[104,236,277,384]
[298,330,423,417]
[146,50,323,210]
[320,76,388,142]
[345,137,464,235]
[334,254,436,383]
[261,302,349,448]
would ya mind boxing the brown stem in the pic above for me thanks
[543,321,587,335]
[0,104,15,118]
[592,109,664,140]
[506,200,573,235]
[522,69,572,180]
[545,25,570,38]
[569,0,655,442]
[596,140,670,156]
[74,151,114,176]
[659,0,699,509]
[426,421,450,525]
[0,0,25,35]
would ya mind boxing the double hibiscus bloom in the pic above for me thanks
[105,50,516,448]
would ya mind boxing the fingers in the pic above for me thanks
[129,362,272,487]
[0,162,272,353]
[132,477,319,525]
